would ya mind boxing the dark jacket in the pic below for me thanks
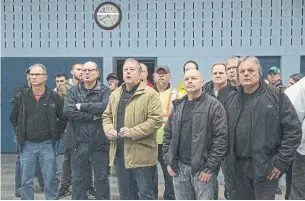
[217,85,238,106]
[63,81,110,151]
[203,81,214,97]
[10,84,29,106]
[163,90,228,176]
[225,80,302,181]
[9,87,67,149]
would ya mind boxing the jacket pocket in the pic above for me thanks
[134,141,157,165]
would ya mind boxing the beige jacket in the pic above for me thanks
[102,82,162,168]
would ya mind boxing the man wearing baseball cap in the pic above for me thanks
[106,73,119,92]
[154,65,176,200]
[267,67,284,88]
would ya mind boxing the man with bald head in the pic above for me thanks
[10,64,67,200]
[163,69,228,200]
[64,61,111,200]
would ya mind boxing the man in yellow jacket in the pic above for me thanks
[102,58,163,200]
[177,60,199,98]
[154,65,176,200]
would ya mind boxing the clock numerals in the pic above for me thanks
[94,2,122,30]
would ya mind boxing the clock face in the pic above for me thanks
[94,2,122,30]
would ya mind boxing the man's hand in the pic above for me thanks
[93,116,102,120]
[107,129,118,140]
[167,165,177,177]
[76,103,81,110]
[267,167,281,180]
[199,171,212,182]
[119,127,131,138]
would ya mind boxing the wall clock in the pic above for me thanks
[94,2,122,30]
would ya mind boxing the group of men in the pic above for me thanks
[9,56,305,200]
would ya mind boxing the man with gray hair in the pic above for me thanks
[224,56,302,199]
[103,58,162,200]
[10,64,67,200]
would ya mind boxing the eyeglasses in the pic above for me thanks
[30,73,46,77]
[82,69,97,73]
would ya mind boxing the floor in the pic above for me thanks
[1,154,286,200]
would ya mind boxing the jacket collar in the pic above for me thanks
[119,81,146,96]
[173,89,208,106]
[153,83,171,92]
[78,81,103,92]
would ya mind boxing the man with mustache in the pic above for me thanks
[153,65,176,200]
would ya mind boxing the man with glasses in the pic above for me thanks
[57,64,97,199]
[10,66,44,197]
[63,61,110,200]
[10,64,67,200]
[217,56,240,200]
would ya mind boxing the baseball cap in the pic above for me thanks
[106,73,119,81]
[155,65,170,73]
[268,66,281,74]
[26,66,32,74]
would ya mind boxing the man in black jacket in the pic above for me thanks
[63,61,110,200]
[217,56,240,106]
[225,56,302,199]
[10,64,67,200]
[11,67,44,198]
[163,69,228,200]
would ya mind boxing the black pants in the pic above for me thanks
[285,164,293,199]
[61,148,94,189]
[157,144,175,200]
[71,143,110,200]
[235,158,278,200]
[290,152,305,200]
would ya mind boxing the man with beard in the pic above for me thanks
[153,65,176,200]
[59,63,97,199]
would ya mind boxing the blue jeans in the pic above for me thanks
[15,144,44,192]
[173,161,215,200]
[115,154,157,200]
[20,140,58,200]
[71,142,110,200]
